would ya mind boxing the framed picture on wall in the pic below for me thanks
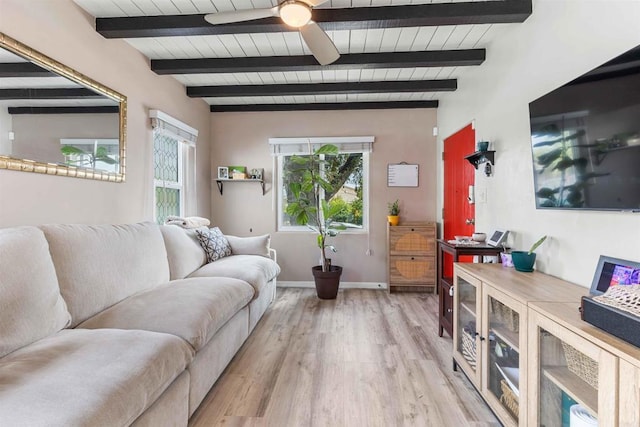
[217,166,229,179]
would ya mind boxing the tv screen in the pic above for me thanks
[528,45,640,211]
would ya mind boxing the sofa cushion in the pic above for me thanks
[41,223,171,327]
[160,225,206,280]
[226,234,271,257]
[0,328,193,427]
[195,227,231,262]
[0,226,71,358]
[189,255,280,298]
[78,277,255,351]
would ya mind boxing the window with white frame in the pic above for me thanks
[151,110,198,224]
[270,137,373,232]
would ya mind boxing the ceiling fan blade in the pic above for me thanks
[204,7,278,25]
[299,22,340,65]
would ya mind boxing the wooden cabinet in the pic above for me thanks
[452,264,587,427]
[387,222,436,292]
[527,307,617,426]
[454,264,640,427]
[528,301,640,427]
[619,359,640,426]
[453,267,527,425]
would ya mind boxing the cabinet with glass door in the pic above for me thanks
[453,268,482,388]
[453,267,526,426]
[482,286,526,426]
[527,308,617,427]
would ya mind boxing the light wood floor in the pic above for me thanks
[189,288,500,426]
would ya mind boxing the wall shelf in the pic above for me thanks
[464,150,495,169]
[215,179,265,196]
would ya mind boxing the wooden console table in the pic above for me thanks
[437,239,504,338]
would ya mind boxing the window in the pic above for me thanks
[151,111,198,224]
[270,137,373,232]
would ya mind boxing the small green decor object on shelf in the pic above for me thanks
[512,235,547,272]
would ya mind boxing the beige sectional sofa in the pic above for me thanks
[0,222,280,427]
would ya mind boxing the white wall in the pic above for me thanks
[437,0,640,287]
[211,109,438,283]
[0,0,211,226]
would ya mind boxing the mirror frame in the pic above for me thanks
[0,32,127,182]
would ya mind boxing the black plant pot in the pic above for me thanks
[312,265,343,299]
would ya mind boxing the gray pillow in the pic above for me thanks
[195,227,231,263]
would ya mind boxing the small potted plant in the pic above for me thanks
[512,235,547,272]
[387,199,400,226]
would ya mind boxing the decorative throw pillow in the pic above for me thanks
[195,227,231,263]
[225,234,271,257]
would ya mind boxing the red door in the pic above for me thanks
[443,124,475,277]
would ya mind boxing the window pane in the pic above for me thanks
[325,153,363,228]
[154,132,179,182]
[155,187,181,224]
[280,152,364,229]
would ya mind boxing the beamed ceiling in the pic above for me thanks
[68,0,532,112]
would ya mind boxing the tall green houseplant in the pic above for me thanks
[284,144,346,272]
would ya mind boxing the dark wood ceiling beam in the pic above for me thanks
[8,106,119,114]
[0,63,54,78]
[188,79,455,97]
[152,49,485,75]
[210,100,438,112]
[96,1,531,38]
[0,88,103,100]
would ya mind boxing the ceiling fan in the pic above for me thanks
[204,0,340,66]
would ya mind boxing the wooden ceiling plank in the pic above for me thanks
[363,28,385,53]
[96,1,532,38]
[379,27,403,51]
[189,0,220,13]
[427,26,455,50]
[187,78,456,97]
[149,0,181,14]
[411,26,437,50]
[265,33,291,56]
[209,100,438,111]
[151,49,485,73]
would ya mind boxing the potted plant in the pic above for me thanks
[387,199,400,226]
[284,144,346,299]
[512,235,547,272]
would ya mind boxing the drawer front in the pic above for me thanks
[389,256,436,284]
[389,225,436,256]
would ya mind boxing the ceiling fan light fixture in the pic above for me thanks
[279,1,312,28]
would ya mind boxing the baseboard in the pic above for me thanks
[277,281,387,290]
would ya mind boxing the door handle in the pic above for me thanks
[465,218,475,225]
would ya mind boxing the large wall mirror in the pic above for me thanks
[0,32,126,182]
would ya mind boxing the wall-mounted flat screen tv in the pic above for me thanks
[528,45,640,211]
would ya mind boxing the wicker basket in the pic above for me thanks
[490,299,519,333]
[561,342,598,389]
[499,379,519,419]
[461,329,477,368]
